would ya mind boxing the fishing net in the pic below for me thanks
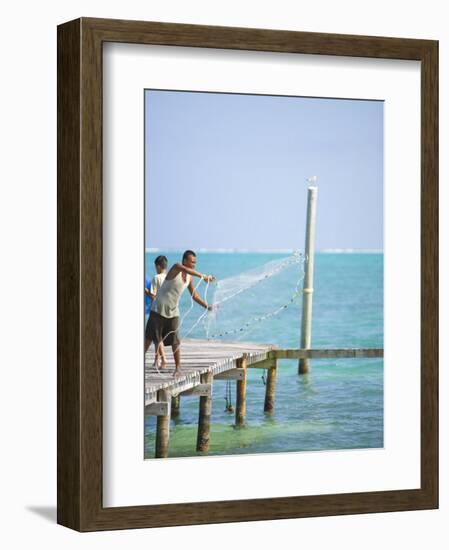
[199,251,306,341]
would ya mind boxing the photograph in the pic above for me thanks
[143,89,384,460]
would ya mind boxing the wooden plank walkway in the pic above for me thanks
[145,338,277,406]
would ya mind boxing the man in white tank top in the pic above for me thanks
[145,250,215,377]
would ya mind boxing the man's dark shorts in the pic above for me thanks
[145,311,180,348]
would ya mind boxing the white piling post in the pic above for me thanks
[299,181,318,374]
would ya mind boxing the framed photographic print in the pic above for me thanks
[57,17,438,531]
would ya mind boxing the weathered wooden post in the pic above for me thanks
[171,395,180,418]
[235,355,247,427]
[299,182,318,375]
[263,359,277,413]
[155,389,171,458]
[196,371,213,452]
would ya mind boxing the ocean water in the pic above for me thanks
[144,251,383,458]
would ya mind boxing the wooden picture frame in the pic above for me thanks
[57,17,438,531]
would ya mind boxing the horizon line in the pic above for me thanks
[145,247,383,254]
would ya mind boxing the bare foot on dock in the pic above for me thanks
[153,358,168,369]
[173,368,181,379]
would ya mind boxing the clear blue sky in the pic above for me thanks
[145,90,383,251]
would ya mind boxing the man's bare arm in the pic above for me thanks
[145,288,156,300]
[188,279,212,310]
[174,263,215,282]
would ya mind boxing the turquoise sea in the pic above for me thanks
[144,251,383,459]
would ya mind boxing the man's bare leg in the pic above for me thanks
[157,342,168,368]
[145,338,162,373]
[144,336,151,354]
[145,337,167,370]
[144,337,160,368]
[173,344,181,377]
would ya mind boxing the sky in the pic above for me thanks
[145,90,383,251]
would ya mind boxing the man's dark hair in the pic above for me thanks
[154,255,168,269]
[182,250,196,263]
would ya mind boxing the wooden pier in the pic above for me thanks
[145,338,383,458]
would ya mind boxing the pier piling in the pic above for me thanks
[235,355,247,427]
[171,395,181,418]
[155,389,171,458]
[263,360,277,413]
[196,371,213,452]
